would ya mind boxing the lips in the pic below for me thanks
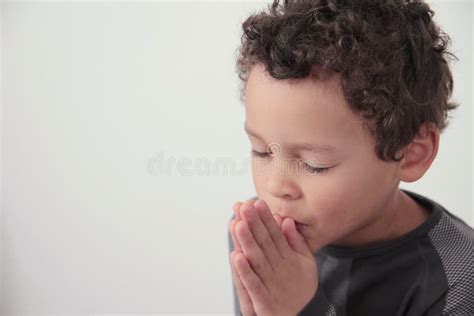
[275,206,306,232]
[295,222,306,235]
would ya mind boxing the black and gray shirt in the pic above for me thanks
[228,189,474,315]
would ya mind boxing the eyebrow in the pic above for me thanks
[244,123,337,154]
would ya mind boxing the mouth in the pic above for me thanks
[295,222,306,235]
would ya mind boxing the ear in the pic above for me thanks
[396,122,440,183]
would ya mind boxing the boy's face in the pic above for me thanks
[244,64,402,253]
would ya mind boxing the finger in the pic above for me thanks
[229,219,241,252]
[230,199,259,259]
[234,197,257,220]
[233,201,244,220]
[234,251,271,310]
[235,219,274,291]
[254,198,292,258]
[231,250,256,316]
[273,214,283,229]
[240,201,282,272]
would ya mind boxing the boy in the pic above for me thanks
[227,0,474,315]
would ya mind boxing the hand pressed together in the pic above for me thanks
[229,198,319,316]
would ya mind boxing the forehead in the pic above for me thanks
[244,64,369,148]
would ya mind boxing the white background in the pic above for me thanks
[1,0,472,314]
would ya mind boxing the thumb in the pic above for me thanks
[281,217,312,256]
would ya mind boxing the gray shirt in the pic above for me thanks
[228,189,474,315]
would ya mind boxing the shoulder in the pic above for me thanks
[426,209,474,315]
[427,208,474,266]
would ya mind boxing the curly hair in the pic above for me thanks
[235,0,459,162]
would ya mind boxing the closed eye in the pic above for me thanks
[250,149,331,174]
[250,149,270,158]
[304,164,330,174]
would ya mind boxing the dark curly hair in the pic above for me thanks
[235,0,459,162]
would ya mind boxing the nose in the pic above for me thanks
[265,166,301,200]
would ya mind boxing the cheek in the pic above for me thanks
[306,187,355,224]
[306,160,397,236]
[303,170,384,238]
[318,158,394,206]
[305,189,378,248]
